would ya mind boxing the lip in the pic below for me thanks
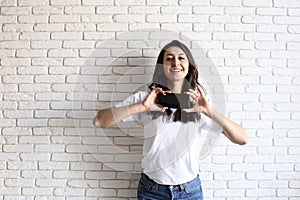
[170,68,183,72]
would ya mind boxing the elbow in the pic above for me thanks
[93,117,101,128]
[237,127,248,145]
[93,116,110,129]
[224,126,248,145]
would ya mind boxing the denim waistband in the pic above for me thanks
[140,173,200,192]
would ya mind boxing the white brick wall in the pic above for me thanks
[0,0,299,199]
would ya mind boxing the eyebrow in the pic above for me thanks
[165,53,186,56]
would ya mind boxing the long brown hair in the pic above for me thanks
[150,40,204,122]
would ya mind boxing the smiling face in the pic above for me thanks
[163,46,189,83]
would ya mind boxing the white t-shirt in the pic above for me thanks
[115,91,222,185]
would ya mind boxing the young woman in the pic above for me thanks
[94,40,248,200]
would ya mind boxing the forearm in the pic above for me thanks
[205,105,248,145]
[93,102,147,128]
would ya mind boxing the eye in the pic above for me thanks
[166,57,173,61]
[179,57,185,60]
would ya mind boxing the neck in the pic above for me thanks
[168,80,184,93]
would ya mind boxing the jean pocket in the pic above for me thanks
[138,177,158,192]
[184,177,202,194]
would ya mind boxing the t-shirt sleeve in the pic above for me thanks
[114,91,149,122]
[199,114,223,135]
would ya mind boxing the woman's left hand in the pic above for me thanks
[183,85,210,116]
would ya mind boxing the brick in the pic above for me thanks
[48,49,78,57]
[210,15,241,23]
[224,41,254,49]
[18,0,48,5]
[17,49,47,58]
[3,92,34,101]
[82,0,112,5]
[0,0,16,6]
[129,6,160,14]
[31,40,62,49]
[1,6,31,15]
[276,33,300,41]
[274,0,300,8]
[288,42,300,50]
[242,120,272,129]
[17,119,48,127]
[113,14,145,23]
[34,110,66,118]
[161,5,191,14]
[257,7,286,16]
[0,85,18,93]
[242,0,272,7]
[213,32,244,40]
[193,6,222,14]
[224,7,255,15]
[33,24,64,32]
[86,188,117,197]
[255,41,286,50]
[161,23,192,31]
[50,15,80,23]
[116,32,148,40]
[51,32,82,40]
[36,93,65,101]
[50,0,81,5]
[21,170,52,179]
[64,6,95,14]
[0,41,30,49]
[19,84,51,92]
[225,24,255,32]
[245,33,275,41]
[97,23,128,31]
[4,110,33,118]
[20,153,50,161]
[246,189,276,197]
[54,188,85,196]
[36,179,66,187]
[242,16,272,24]
[258,25,287,34]
[100,180,130,188]
[96,6,127,14]
[259,94,289,102]
[22,188,53,196]
[18,15,48,24]
[271,51,299,59]
[276,103,300,112]
[63,41,95,49]
[240,50,270,58]
[3,24,33,32]
[288,59,300,68]
[147,14,177,23]
[66,23,96,31]
[32,58,63,66]
[288,8,300,16]
[32,6,64,14]
[3,75,33,84]
[49,66,79,74]
[0,67,16,75]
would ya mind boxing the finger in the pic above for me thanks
[182,108,194,113]
[161,107,168,112]
[197,85,205,96]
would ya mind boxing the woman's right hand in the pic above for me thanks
[141,88,169,112]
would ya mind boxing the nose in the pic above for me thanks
[173,58,180,67]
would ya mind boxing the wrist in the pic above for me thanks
[138,101,149,113]
[202,104,213,118]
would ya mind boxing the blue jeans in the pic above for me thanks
[137,173,203,200]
